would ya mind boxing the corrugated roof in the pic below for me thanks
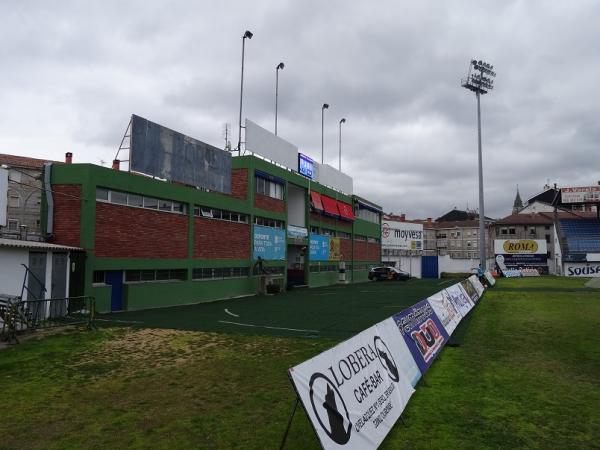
[0,238,82,251]
[0,153,59,170]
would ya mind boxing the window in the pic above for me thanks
[7,219,19,231]
[92,271,105,284]
[367,237,379,243]
[195,206,248,223]
[322,228,336,236]
[338,231,351,239]
[509,228,516,235]
[255,175,284,200]
[125,269,187,283]
[310,226,320,234]
[545,235,551,243]
[254,216,284,229]
[192,267,249,280]
[356,207,380,224]
[8,195,20,208]
[96,188,186,215]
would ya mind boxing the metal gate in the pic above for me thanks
[421,256,439,278]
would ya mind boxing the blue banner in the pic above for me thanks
[392,299,449,374]
[309,234,330,261]
[253,225,285,260]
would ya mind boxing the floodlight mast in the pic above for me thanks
[461,59,496,270]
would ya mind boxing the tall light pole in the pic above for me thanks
[275,62,284,135]
[461,59,496,270]
[237,30,253,155]
[321,103,329,163]
[338,118,346,171]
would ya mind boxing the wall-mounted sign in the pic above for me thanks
[310,234,330,261]
[494,239,547,255]
[382,221,423,251]
[253,225,285,260]
[561,186,600,203]
[564,263,600,277]
[298,153,315,179]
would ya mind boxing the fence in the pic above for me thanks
[0,295,95,344]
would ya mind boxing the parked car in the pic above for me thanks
[368,266,410,281]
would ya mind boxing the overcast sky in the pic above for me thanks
[1,0,599,219]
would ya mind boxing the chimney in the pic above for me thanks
[65,152,73,164]
[400,214,406,222]
[426,217,432,226]
[112,159,120,171]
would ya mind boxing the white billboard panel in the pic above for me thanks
[561,186,600,203]
[315,163,353,195]
[494,239,547,255]
[382,221,423,251]
[0,168,8,227]
[289,318,416,450]
[244,119,298,170]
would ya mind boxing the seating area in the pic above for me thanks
[559,218,600,253]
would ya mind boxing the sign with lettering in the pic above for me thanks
[494,239,547,255]
[382,221,423,251]
[253,225,285,260]
[289,318,416,450]
[310,234,330,261]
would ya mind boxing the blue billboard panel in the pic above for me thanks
[309,234,330,261]
[392,299,449,374]
[298,153,315,179]
[253,225,285,260]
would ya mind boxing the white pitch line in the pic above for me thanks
[314,293,337,296]
[224,308,239,317]
[219,320,319,333]
[437,280,452,286]
[95,318,144,324]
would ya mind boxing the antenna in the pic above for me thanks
[223,123,232,152]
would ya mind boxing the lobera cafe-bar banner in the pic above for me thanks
[289,276,487,450]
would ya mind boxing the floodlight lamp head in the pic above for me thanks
[277,62,285,70]
[244,30,253,39]
[322,103,329,110]
[340,118,346,124]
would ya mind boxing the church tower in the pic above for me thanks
[512,185,523,214]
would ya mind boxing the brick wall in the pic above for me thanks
[194,217,250,259]
[353,240,380,261]
[255,193,285,213]
[309,212,352,232]
[95,203,188,258]
[231,168,248,200]
[340,238,352,260]
[51,184,82,247]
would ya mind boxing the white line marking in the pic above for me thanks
[224,308,239,317]
[219,320,319,333]
[315,293,336,296]
[95,318,144,324]
[437,280,452,286]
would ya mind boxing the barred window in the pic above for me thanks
[96,188,186,215]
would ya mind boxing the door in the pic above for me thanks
[50,252,68,318]
[421,256,439,279]
[68,251,86,313]
[105,271,124,312]
[27,251,47,322]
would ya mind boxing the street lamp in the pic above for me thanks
[237,30,253,155]
[338,118,346,171]
[461,59,496,270]
[321,103,329,163]
[275,62,284,135]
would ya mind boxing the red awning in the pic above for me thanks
[310,191,324,212]
[321,195,340,217]
[337,201,355,221]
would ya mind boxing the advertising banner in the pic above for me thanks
[392,300,449,374]
[467,275,485,298]
[329,237,342,261]
[484,271,496,286]
[289,318,416,450]
[253,225,285,260]
[499,253,548,270]
[459,278,480,303]
[494,239,547,255]
[287,225,308,239]
[561,186,600,203]
[310,234,330,261]
[381,221,423,251]
[564,263,600,277]
[426,290,462,335]
[444,283,474,317]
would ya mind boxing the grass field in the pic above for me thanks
[0,277,598,449]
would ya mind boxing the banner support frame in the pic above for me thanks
[279,396,300,450]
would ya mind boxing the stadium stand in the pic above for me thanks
[559,218,600,256]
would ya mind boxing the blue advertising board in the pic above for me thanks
[392,299,449,374]
[253,225,285,260]
[309,234,330,261]
[298,153,315,179]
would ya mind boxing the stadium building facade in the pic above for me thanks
[43,155,382,312]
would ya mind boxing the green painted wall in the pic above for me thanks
[48,157,382,312]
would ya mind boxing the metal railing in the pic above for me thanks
[0,295,95,344]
